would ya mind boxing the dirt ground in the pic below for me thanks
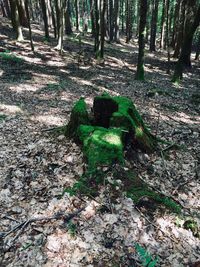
[0,17,200,267]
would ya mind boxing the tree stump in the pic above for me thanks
[65,93,157,170]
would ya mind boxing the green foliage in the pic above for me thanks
[125,172,181,213]
[0,114,7,122]
[63,169,105,197]
[67,220,77,237]
[183,219,199,238]
[135,243,158,267]
[0,52,23,63]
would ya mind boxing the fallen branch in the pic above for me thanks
[2,207,85,251]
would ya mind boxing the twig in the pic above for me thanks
[135,206,178,243]
[2,207,85,251]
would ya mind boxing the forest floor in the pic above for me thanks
[0,17,200,267]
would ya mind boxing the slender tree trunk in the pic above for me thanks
[135,0,147,80]
[94,0,100,57]
[150,0,159,51]
[100,0,106,58]
[145,0,150,43]
[195,32,200,60]
[126,0,133,43]
[160,0,165,48]
[50,0,57,38]
[121,0,124,33]
[173,0,185,58]
[114,0,119,42]
[75,0,80,31]
[1,1,7,16]
[90,0,95,36]
[55,0,65,53]
[40,0,49,40]
[9,0,24,41]
[166,0,170,73]
[109,0,114,41]
[17,0,28,26]
[65,0,72,34]
[172,5,200,82]
[4,0,11,17]
[24,0,34,51]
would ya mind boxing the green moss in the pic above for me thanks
[0,52,23,63]
[65,98,90,138]
[79,125,124,171]
[124,172,181,213]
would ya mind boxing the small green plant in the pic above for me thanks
[0,114,7,122]
[0,52,23,63]
[67,220,77,237]
[135,243,158,267]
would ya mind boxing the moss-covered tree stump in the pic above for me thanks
[65,93,157,170]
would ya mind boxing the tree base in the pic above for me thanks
[65,93,157,170]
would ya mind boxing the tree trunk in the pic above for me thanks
[1,1,7,16]
[50,0,57,38]
[40,0,49,40]
[100,0,106,58]
[94,0,100,57]
[55,0,65,52]
[17,0,28,26]
[120,0,124,33]
[166,0,170,73]
[65,0,72,34]
[171,0,180,48]
[135,0,147,80]
[173,0,185,58]
[126,0,133,43]
[109,0,114,41]
[9,0,24,41]
[90,0,95,36]
[114,0,119,42]
[172,5,200,82]
[195,32,200,60]
[150,0,159,51]
[3,0,11,17]
[24,0,34,51]
[75,0,80,31]
[160,0,165,48]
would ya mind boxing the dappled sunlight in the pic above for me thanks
[30,114,65,126]
[0,103,23,114]
[70,76,94,87]
[9,83,44,93]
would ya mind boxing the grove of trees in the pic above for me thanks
[1,0,200,82]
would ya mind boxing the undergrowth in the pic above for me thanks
[135,243,158,267]
[0,51,23,63]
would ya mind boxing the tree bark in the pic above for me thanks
[50,0,57,38]
[24,0,34,51]
[65,0,72,34]
[17,0,28,26]
[100,0,106,58]
[172,5,200,82]
[135,0,147,80]
[9,0,24,41]
[75,0,80,31]
[94,0,100,57]
[160,0,166,48]
[173,0,185,58]
[150,0,159,51]
[114,0,119,42]
[40,0,49,40]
